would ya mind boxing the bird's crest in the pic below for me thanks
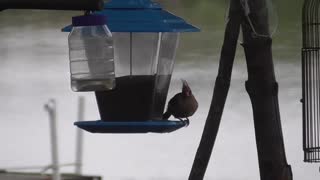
[181,79,192,96]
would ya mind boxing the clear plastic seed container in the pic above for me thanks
[68,14,115,92]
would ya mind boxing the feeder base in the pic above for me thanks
[74,120,188,133]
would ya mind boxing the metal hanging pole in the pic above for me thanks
[44,99,61,180]
[0,0,104,11]
[188,0,242,179]
[75,96,85,175]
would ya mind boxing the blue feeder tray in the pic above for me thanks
[74,120,188,133]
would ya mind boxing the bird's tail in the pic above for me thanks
[162,111,171,119]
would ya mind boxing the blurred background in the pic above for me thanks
[0,0,317,179]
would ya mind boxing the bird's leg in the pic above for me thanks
[185,117,190,127]
[178,118,189,127]
[178,118,184,123]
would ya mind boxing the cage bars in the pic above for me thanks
[302,0,320,163]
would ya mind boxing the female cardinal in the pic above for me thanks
[163,79,198,125]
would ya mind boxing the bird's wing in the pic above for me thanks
[168,93,182,108]
[167,93,185,116]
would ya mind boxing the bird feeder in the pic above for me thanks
[62,0,199,133]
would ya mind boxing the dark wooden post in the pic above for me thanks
[241,0,292,179]
[188,0,242,179]
[189,0,293,180]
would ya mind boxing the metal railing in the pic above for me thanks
[1,97,86,180]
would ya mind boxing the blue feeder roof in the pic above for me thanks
[62,0,200,32]
[74,120,187,133]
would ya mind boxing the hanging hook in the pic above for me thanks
[239,0,278,38]
[240,0,250,16]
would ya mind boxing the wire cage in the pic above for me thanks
[302,0,320,163]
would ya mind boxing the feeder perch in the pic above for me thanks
[63,0,200,133]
